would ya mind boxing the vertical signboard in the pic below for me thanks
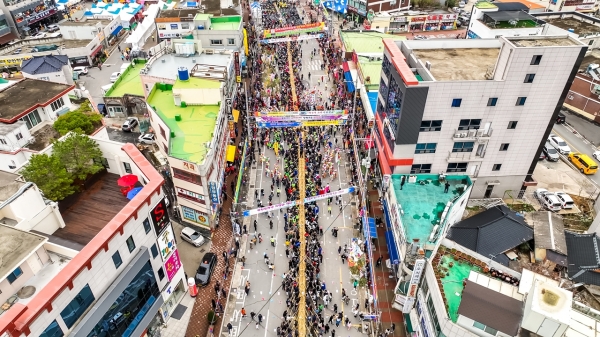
[234,51,241,83]
[403,259,425,313]
[149,198,170,236]
[164,250,182,281]
[209,182,220,204]
[157,225,177,261]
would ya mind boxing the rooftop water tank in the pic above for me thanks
[178,67,189,81]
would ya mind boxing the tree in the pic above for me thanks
[53,101,102,136]
[52,132,103,181]
[20,154,75,201]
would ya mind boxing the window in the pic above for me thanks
[163,143,169,153]
[60,284,95,328]
[0,138,6,145]
[157,267,165,281]
[181,23,190,29]
[411,164,432,174]
[20,110,42,129]
[112,251,122,269]
[415,143,437,154]
[473,320,499,336]
[451,98,462,107]
[531,55,542,65]
[421,280,429,297]
[228,38,235,45]
[492,164,502,171]
[126,236,136,252]
[453,142,474,152]
[508,121,518,129]
[524,74,535,83]
[159,125,166,138]
[40,320,64,337]
[426,295,442,335]
[50,97,65,111]
[173,167,203,185]
[15,132,23,140]
[500,143,510,151]
[516,97,527,106]
[420,120,442,132]
[487,97,498,106]
[151,244,159,259]
[447,162,468,172]
[6,267,23,284]
[210,39,223,45]
[143,218,151,234]
[123,162,132,174]
[458,119,481,130]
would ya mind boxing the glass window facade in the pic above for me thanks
[143,218,151,234]
[19,110,41,129]
[382,55,391,80]
[40,320,64,337]
[385,76,403,138]
[7,267,23,284]
[60,284,95,328]
[87,261,160,337]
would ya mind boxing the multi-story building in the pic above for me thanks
[0,140,187,337]
[0,0,60,38]
[0,12,14,45]
[0,78,74,172]
[375,35,586,198]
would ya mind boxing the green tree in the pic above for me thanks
[53,102,102,136]
[52,132,103,181]
[20,154,75,201]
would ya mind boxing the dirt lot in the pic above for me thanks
[28,124,60,151]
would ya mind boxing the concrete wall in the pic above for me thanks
[457,315,514,337]
[23,65,73,85]
[0,122,32,152]
[0,243,45,306]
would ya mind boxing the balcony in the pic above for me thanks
[452,128,493,142]
[447,150,485,162]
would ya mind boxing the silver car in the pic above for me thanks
[181,227,205,247]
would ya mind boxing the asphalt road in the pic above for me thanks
[552,122,600,188]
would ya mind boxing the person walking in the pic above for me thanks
[227,323,233,335]
[270,236,276,247]
[258,313,263,324]
[328,205,332,215]
[444,181,450,193]
[241,307,247,318]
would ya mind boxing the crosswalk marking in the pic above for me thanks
[305,59,323,71]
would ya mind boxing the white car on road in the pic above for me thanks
[548,134,571,155]
[593,151,600,162]
[534,188,563,212]
[180,227,205,247]
[73,66,88,76]
[109,72,122,82]
[137,133,155,145]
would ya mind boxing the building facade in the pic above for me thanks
[0,0,60,38]
[376,36,586,198]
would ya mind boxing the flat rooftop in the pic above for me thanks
[33,39,92,49]
[341,31,406,54]
[358,58,383,90]
[105,63,144,98]
[148,78,220,164]
[210,16,241,30]
[0,171,20,189]
[146,53,231,80]
[53,172,129,246]
[0,79,72,121]
[392,174,470,245]
[413,48,500,81]
[546,17,600,36]
[59,19,112,27]
[158,8,201,18]
[509,36,579,47]
[0,225,45,281]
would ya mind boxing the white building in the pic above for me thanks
[375,35,587,198]
[0,140,187,337]
[466,2,547,39]
[0,78,74,172]
[20,55,74,85]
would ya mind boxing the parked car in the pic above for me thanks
[555,192,575,209]
[121,118,138,132]
[29,32,46,39]
[46,24,59,32]
[73,66,88,76]
[534,188,562,212]
[137,133,155,144]
[548,134,571,154]
[543,142,559,162]
[568,152,598,175]
[109,71,122,82]
[180,227,205,247]
[592,150,600,162]
[195,252,217,286]
[556,112,566,124]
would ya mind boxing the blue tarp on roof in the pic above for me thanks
[344,71,355,93]
[385,231,400,264]
[368,91,378,115]
[111,25,123,36]
[364,217,377,239]
[323,0,347,14]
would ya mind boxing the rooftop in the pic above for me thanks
[340,31,406,54]
[475,1,499,9]
[545,17,600,36]
[148,78,220,164]
[357,58,384,90]
[53,172,129,246]
[530,211,568,255]
[509,36,580,47]
[392,174,470,246]
[58,19,112,26]
[20,55,68,75]
[565,231,600,286]
[496,0,545,9]
[482,11,543,29]
[0,224,46,282]
[104,63,145,98]
[146,53,231,80]
[158,8,201,18]
[413,47,500,81]
[0,120,26,136]
[210,16,242,30]
[0,78,73,122]
[0,171,20,190]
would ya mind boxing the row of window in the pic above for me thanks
[210,38,236,46]
[50,97,65,112]
[451,96,527,108]
[420,120,517,132]
[415,142,510,154]
[411,162,502,173]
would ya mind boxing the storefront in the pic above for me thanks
[181,205,211,228]
[440,13,457,30]
[425,14,441,31]
[69,55,91,67]
[90,43,105,65]
[160,279,186,321]
[408,16,425,32]
[389,16,408,32]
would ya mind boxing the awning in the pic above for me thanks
[382,200,392,230]
[0,32,17,45]
[111,25,123,36]
[90,44,103,57]
[226,144,236,162]
[364,217,377,239]
[404,313,414,333]
[374,133,392,175]
[386,230,400,264]
[344,72,355,93]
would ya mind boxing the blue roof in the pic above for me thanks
[368,91,378,114]
[21,55,68,75]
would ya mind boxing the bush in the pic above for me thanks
[207,310,217,325]
[53,101,102,136]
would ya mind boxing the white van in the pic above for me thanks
[101,83,113,95]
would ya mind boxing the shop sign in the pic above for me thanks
[442,13,457,20]
[176,187,205,204]
[347,5,357,12]
[234,51,241,83]
[28,8,56,24]
[170,23,179,29]
[164,249,182,281]
[159,31,192,38]
[577,3,594,9]
[209,182,220,204]
[410,259,426,284]
[182,161,196,171]
[392,16,408,22]
[0,55,32,67]
[157,225,177,261]
[410,16,426,23]
[149,198,171,236]
[427,14,442,21]
[182,205,210,226]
